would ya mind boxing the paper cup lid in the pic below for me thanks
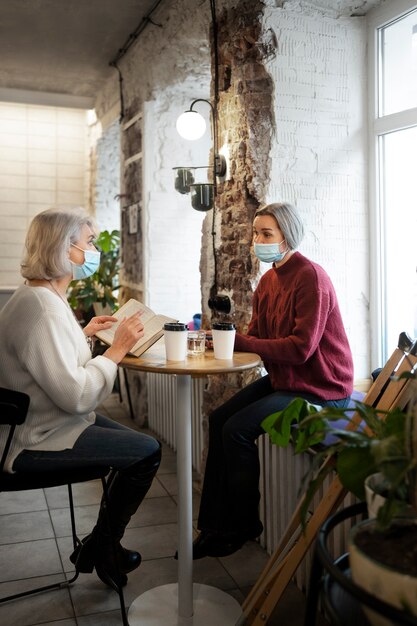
[212,323,235,330]
[164,322,187,331]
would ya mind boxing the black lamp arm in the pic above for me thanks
[189,99,215,116]
[186,99,225,178]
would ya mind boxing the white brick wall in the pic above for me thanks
[0,103,88,287]
[263,6,370,378]
[94,0,212,324]
[143,96,211,324]
[95,119,121,233]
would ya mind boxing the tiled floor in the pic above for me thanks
[0,393,328,626]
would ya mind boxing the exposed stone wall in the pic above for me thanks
[201,0,274,420]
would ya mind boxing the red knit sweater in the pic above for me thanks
[234,252,353,400]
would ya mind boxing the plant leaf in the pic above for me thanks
[336,446,375,499]
[261,398,324,448]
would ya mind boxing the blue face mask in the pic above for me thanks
[254,241,288,264]
[70,244,101,280]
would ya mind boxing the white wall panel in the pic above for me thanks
[0,102,88,287]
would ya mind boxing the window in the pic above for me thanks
[379,8,417,116]
[369,2,417,364]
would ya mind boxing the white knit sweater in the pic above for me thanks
[0,284,118,472]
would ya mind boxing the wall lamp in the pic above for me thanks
[172,1,231,315]
[173,98,226,212]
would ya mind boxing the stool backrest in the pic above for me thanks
[0,387,30,474]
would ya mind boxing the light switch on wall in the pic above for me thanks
[128,204,138,234]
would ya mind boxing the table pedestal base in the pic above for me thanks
[128,582,242,625]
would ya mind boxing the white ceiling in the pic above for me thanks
[0,0,162,106]
[0,0,387,108]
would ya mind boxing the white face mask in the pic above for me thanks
[70,244,101,280]
[254,240,288,263]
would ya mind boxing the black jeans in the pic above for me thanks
[13,413,160,472]
[197,375,350,535]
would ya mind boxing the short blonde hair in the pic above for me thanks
[21,207,97,280]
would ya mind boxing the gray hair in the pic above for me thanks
[21,207,97,280]
[255,202,305,250]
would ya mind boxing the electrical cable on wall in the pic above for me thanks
[109,0,164,121]
[210,0,220,301]
[110,63,125,122]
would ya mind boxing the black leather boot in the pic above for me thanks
[70,445,161,591]
[70,533,141,573]
[189,521,264,560]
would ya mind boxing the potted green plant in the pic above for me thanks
[68,229,120,324]
[261,371,417,625]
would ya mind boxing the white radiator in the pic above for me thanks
[147,373,357,589]
[147,373,205,474]
[257,436,358,589]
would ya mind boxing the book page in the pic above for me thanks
[130,314,176,355]
[95,299,177,356]
[95,299,155,345]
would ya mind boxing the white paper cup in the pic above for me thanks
[164,323,188,361]
[212,323,236,360]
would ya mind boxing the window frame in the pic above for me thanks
[368,0,417,367]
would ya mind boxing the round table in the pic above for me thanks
[120,340,261,625]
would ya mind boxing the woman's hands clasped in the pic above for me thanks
[102,313,145,364]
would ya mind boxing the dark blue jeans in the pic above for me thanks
[197,375,350,535]
[13,414,160,473]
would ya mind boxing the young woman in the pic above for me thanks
[193,202,353,559]
[0,207,161,589]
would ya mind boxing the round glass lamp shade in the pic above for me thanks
[176,110,206,140]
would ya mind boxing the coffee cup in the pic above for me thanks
[211,322,236,360]
[163,322,188,361]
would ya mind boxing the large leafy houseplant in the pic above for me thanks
[261,370,417,624]
[68,229,120,323]
[261,371,417,530]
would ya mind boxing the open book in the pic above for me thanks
[95,298,177,357]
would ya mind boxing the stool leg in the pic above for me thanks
[67,484,79,551]
[304,546,323,626]
[122,368,135,421]
[101,477,130,626]
[116,369,123,403]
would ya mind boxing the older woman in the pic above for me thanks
[193,202,353,559]
[0,207,161,590]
